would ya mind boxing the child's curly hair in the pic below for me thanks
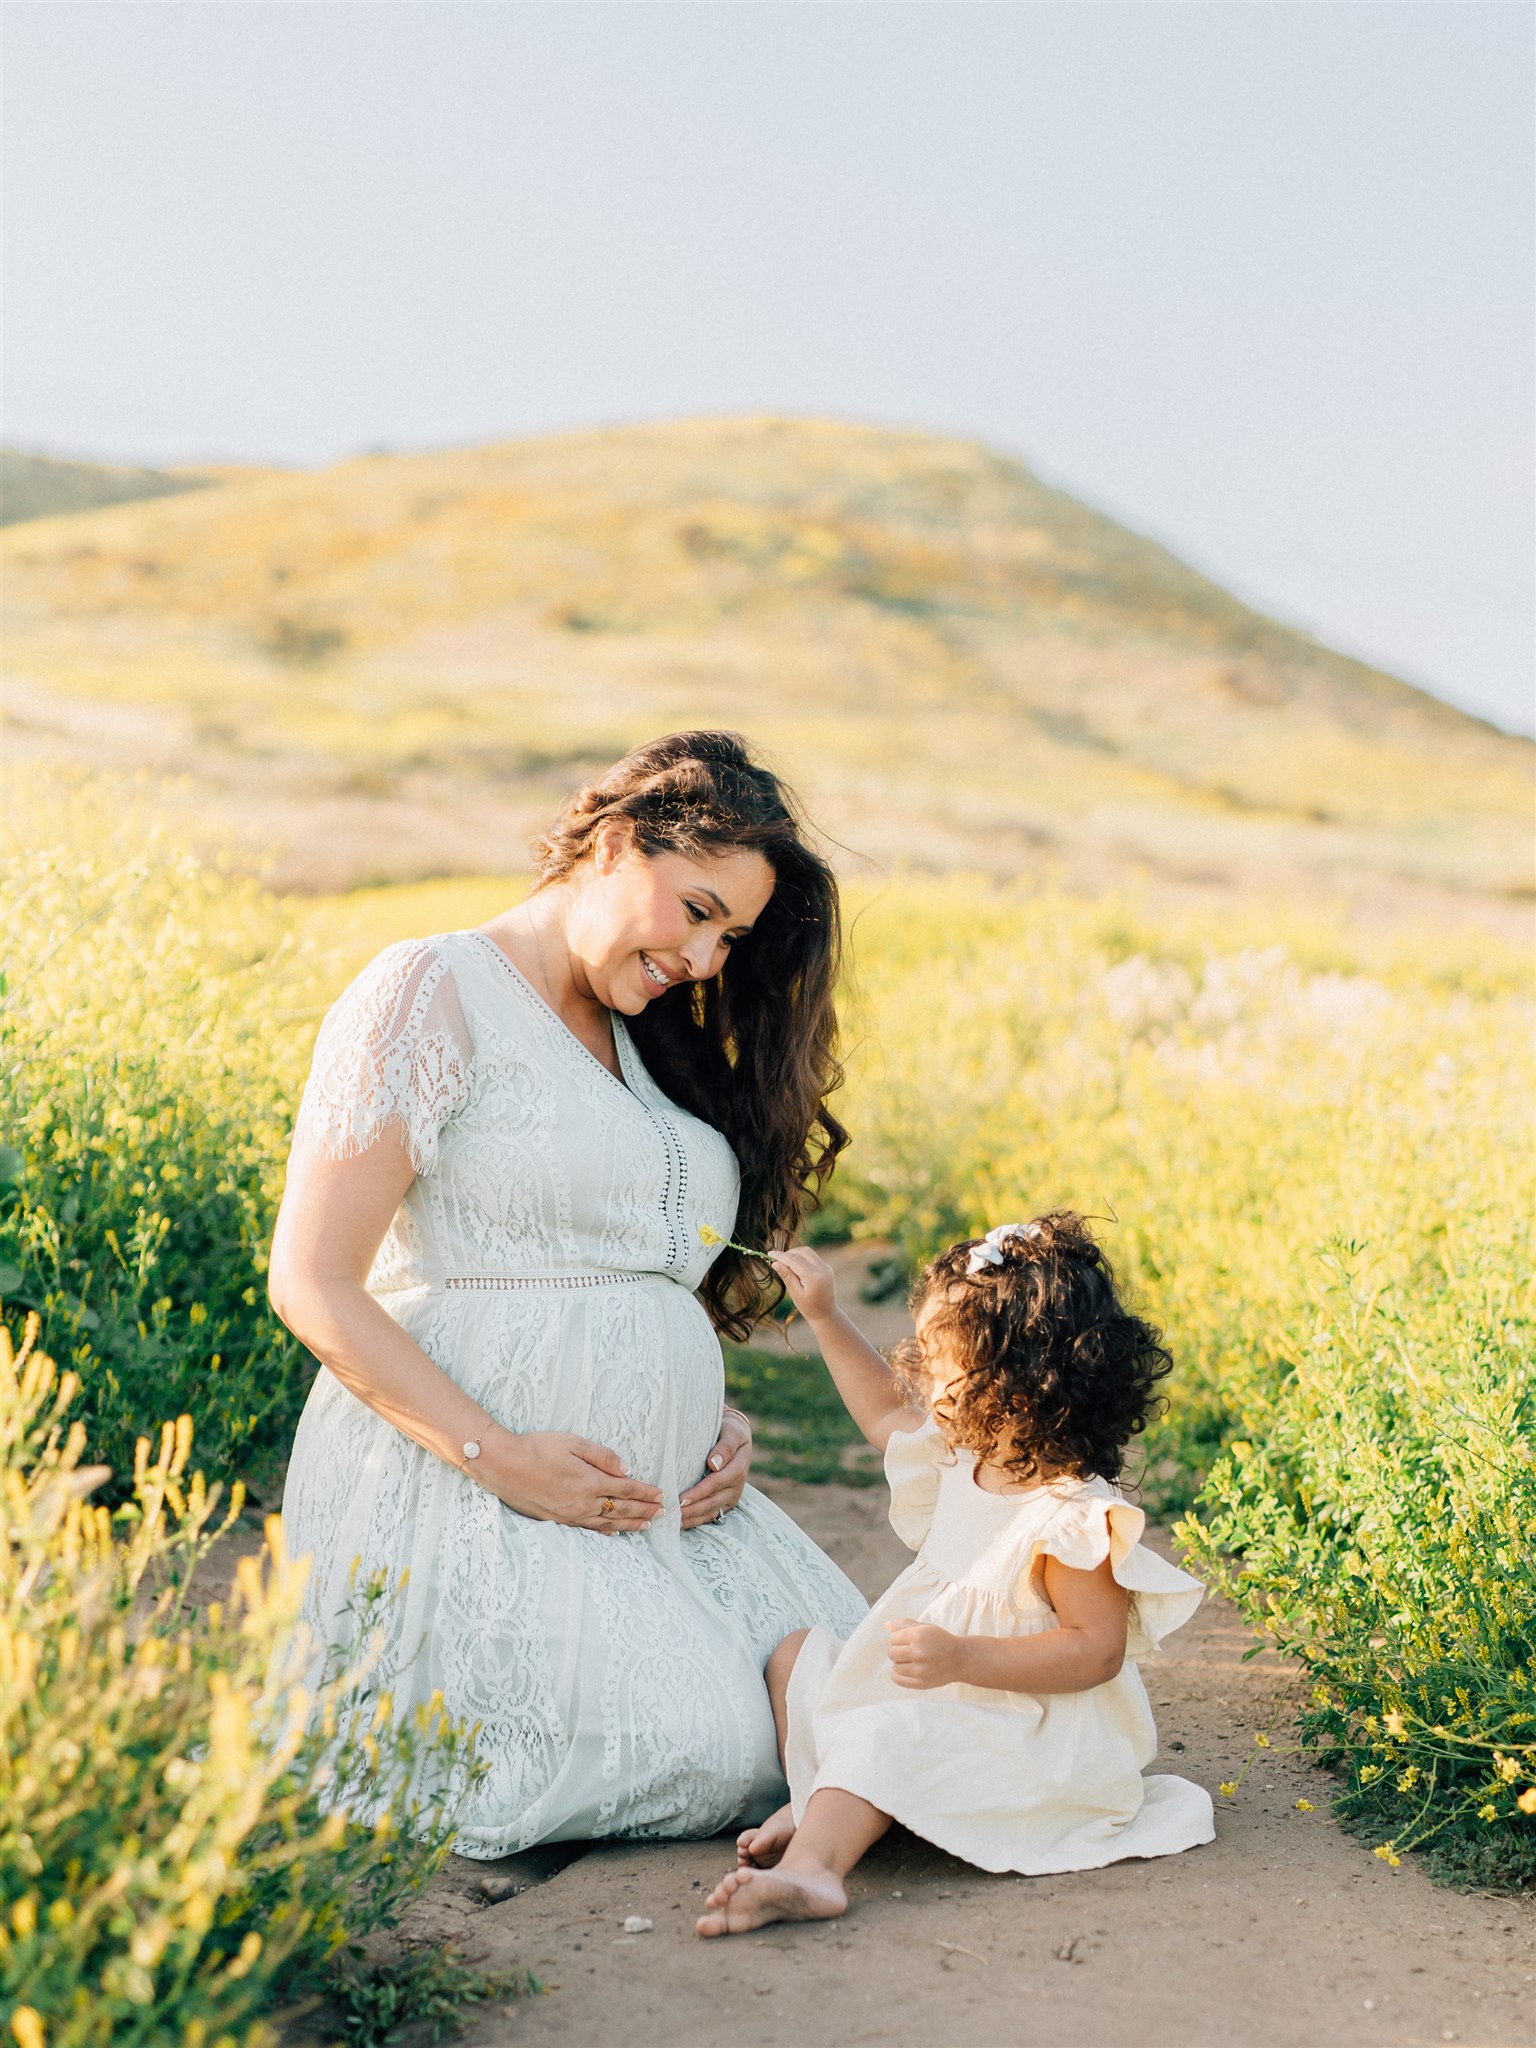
[907,1212,1172,1486]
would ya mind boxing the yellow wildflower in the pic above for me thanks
[1219,1781,1237,1798]
[224,1931,263,1981]
[1295,1798,1314,1812]
[698,1223,767,1258]
[1255,1733,1271,1748]
[1373,1845,1401,1867]
[1516,1788,1536,1816]
[10,2010,44,2048]
[1382,1711,1406,1740]
[1478,1804,1498,1822]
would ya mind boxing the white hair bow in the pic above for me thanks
[966,1221,1043,1275]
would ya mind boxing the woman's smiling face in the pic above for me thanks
[569,828,777,1015]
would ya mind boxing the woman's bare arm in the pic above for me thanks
[267,1136,663,1531]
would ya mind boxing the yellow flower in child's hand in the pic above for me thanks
[1295,1799,1314,1812]
[698,1222,770,1259]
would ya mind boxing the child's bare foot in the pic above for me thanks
[736,1803,796,1867]
[695,1863,847,1937]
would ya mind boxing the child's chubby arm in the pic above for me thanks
[769,1247,922,1452]
[886,1556,1128,1693]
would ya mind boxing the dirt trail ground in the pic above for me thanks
[335,1480,1532,2048]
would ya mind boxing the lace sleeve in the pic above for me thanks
[291,939,474,1177]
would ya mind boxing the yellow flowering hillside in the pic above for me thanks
[4,418,1529,904]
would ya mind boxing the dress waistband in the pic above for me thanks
[442,1270,649,1292]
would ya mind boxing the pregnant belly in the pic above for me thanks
[394,1276,725,1495]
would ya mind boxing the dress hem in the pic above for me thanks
[796,1766,1217,1876]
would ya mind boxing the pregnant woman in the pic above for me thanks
[267,731,867,1856]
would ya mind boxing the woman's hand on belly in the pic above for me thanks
[487,1429,665,1533]
[679,1407,753,1529]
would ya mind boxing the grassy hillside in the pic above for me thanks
[0,449,213,527]
[2,416,1528,909]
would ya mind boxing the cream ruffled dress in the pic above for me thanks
[783,1416,1216,1875]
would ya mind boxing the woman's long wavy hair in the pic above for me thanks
[529,731,850,1341]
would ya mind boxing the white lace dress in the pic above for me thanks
[281,931,867,1856]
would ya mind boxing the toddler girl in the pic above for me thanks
[697,1213,1214,1937]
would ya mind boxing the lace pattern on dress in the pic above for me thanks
[292,939,474,1178]
[281,930,867,1854]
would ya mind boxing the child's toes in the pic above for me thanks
[696,1866,846,1937]
[737,1803,794,1866]
[697,1868,748,1935]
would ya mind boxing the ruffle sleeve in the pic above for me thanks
[291,939,474,1179]
[1027,1492,1204,1658]
[884,1416,949,1551]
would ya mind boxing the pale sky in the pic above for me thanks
[5,0,1533,733]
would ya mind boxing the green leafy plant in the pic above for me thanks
[0,816,324,1494]
[1179,1241,1536,1891]
[0,1311,486,2046]
[325,1944,542,2046]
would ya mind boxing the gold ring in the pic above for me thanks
[599,1496,618,1516]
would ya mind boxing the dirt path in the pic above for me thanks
[358,1479,1533,2048]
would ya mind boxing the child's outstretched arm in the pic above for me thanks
[769,1248,919,1451]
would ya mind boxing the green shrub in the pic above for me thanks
[0,814,320,1492]
[0,1312,484,2046]
[1178,1240,1536,1892]
[325,1944,541,2047]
